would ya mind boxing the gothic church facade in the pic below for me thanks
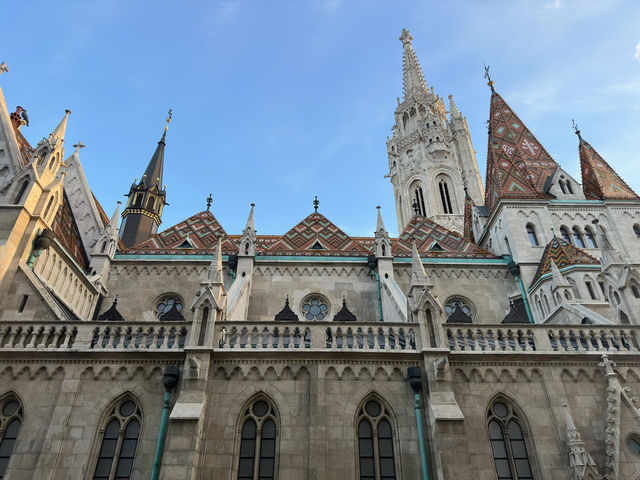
[0,30,639,480]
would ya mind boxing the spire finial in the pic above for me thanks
[165,109,172,132]
[313,195,319,213]
[400,28,413,48]
[206,193,213,211]
[0,62,9,76]
[571,118,582,141]
[484,64,495,93]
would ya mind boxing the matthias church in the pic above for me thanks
[0,30,639,479]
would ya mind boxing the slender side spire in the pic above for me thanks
[244,203,255,233]
[50,109,71,144]
[462,187,475,243]
[410,239,427,284]
[448,94,461,119]
[576,128,639,201]
[562,404,600,480]
[399,29,428,99]
[376,205,387,235]
[107,201,121,236]
[206,237,224,284]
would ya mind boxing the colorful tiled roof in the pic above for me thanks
[52,191,90,270]
[261,212,371,257]
[578,137,639,201]
[485,92,557,211]
[531,235,600,286]
[393,215,495,258]
[127,210,238,254]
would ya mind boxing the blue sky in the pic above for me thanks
[3,0,640,237]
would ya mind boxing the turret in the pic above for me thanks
[119,111,171,247]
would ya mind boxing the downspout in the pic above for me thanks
[151,365,180,480]
[26,229,55,269]
[408,366,430,480]
[505,256,534,324]
[368,256,383,322]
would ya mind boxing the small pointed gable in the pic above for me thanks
[393,216,495,258]
[261,212,371,256]
[274,297,299,322]
[578,138,639,200]
[333,299,357,322]
[531,235,600,286]
[485,92,558,211]
[97,298,125,321]
[128,210,233,252]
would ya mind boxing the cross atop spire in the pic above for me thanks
[206,193,213,211]
[313,195,319,213]
[484,64,495,94]
[399,29,428,99]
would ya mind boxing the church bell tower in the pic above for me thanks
[386,29,484,234]
[119,111,171,247]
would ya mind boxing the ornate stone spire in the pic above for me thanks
[376,206,387,235]
[240,203,257,256]
[49,109,71,144]
[562,404,600,480]
[411,239,427,284]
[399,29,428,99]
[448,94,461,119]
[206,237,224,284]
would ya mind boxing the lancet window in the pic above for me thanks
[0,394,22,479]
[237,396,278,480]
[356,396,397,480]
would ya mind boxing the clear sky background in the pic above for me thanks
[2,0,640,238]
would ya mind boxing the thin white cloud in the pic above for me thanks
[634,41,640,63]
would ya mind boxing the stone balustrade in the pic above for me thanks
[445,324,640,354]
[214,322,419,352]
[0,322,188,351]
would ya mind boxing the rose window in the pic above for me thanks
[444,298,473,317]
[155,294,184,319]
[302,297,329,321]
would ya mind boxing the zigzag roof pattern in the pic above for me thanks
[261,212,371,257]
[578,137,639,201]
[485,92,558,211]
[52,191,90,270]
[531,235,600,286]
[392,215,495,258]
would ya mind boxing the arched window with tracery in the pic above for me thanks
[572,227,585,248]
[356,396,397,480]
[92,396,142,480]
[584,227,597,248]
[526,224,539,246]
[412,184,426,217]
[236,395,278,480]
[0,394,22,479]
[559,227,572,245]
[487,398,534,480]
[438,178,453,214]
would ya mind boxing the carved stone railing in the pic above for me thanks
[0,322,189,351]
[214,322,419,352]
[445,325,640,354]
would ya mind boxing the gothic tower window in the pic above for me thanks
[92,396,142,480]
[147,196,155,210]
[356,396,397,480]
[412,185,426,217]
[0,394,22,479]
[43,195,56,220]
[12,178,29,205]
[487,398,534,480]
[584,227,597,248]
[559,227,572,244]
[526,224,539,246]
[438,179,453,214]
[236,395,278,480]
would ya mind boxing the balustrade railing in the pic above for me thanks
[0,322,188,351]
[445,325,640,354]
[215,322,419,352]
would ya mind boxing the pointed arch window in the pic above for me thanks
[559,227,572,244]
[237,396,278,480]
[572,228,585,248]
[356,397,397,480]
[13,178,29,205]
[488,399,534,480]
[526,224,539,246]
[413,186,426,217]
[92,397,141,480]
[0,395,22,479]
[584,227,597,248]
[438,179,453,214]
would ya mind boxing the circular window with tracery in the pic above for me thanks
[444,297,474,318]
[155,294,184,320]
[301,295,330,321]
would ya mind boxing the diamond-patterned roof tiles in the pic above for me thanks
[261,212,371,257]
[578,138,639,201]
[393,215,494,258]
[485,92,558,211]
[531,235,600,286]
[52,191,90,270]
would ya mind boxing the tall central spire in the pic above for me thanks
[400,29,428,99]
